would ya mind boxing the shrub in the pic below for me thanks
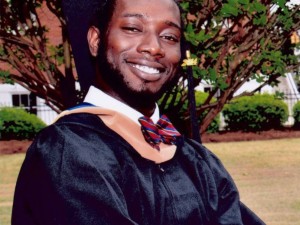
[159,91,220,134]
[0,107,46,140]
[293,101,300,130]
[223,94,288,132]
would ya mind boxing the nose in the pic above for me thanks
[137,34,165,58]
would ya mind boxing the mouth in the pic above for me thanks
[126,60,167,81]
[131,64,163,74]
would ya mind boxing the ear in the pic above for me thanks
[87,26,100,57]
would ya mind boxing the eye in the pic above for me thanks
[161,34,180,43]
[121,26,142,33]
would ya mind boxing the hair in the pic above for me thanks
[91,0,183,28]
[90,0,117,40]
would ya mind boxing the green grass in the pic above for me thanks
[0,154,25,225]
[206,138,300,225]
[0,138,300,225]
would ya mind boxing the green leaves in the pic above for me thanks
[253,14,267,26]
[179,1,189,11]
[0,46,6,57]
[238,0,250,5]
[208,68,217,81]
[221,3,240,17]
[0,107,46,140]
[223,94,288,131]
[184,24,211,46]
[220,0,267,25]
[0,70,14,84]
[259,50,286,75]
[273,0,287,9]
[248,2,266,14]
[48,44,64,66]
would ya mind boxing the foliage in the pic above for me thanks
[222,94,288,131]
[1,0,300,137]
[0,0,77,111]
[159,91,220,133]
[0,107,46,140]
[0,70,14,84]
[292,101,300,129]
[161,0,300,135]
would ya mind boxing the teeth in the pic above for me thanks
[132,64,160,74]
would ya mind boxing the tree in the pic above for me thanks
[0,0,77,112]
[160,0,300,134]
[1,0,300,135]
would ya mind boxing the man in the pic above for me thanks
[12,0,265,224]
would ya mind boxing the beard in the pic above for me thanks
[95,43,179,109]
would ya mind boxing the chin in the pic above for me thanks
[122,88,160,105]
[96,49,177,104]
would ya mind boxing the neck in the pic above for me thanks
[134,103,156,117]
[110,92,156,117]
[94,65,159,117]
[95,80,156,117]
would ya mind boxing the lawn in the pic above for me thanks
[206,138,300,225]
[0,138,299,225]
[0,153,25,225]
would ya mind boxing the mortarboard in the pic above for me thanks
[62,0,105,91]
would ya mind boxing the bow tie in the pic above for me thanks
[138,115,181,150]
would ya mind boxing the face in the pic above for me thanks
[89,0,182,106]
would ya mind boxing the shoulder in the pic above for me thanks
[38,113,109,142]
[180,137,238,189]
[54,112,104,130]
[180,138,222,167]
[27,113,124,164]
[21,112,130,186]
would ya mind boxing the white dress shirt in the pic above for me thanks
[84,86,160,124]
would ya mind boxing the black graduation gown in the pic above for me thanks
[12,113,265,225]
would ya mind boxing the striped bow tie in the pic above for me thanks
[138,115,181,150]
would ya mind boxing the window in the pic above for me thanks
[12,93,37,114]
[204,87,213,93]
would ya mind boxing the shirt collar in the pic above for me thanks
[83,86,160,124]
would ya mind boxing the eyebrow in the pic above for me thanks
[122,13,181,31]
[164,21,181,31]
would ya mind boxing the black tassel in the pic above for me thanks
[186,50,202,143]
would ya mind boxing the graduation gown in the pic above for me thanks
[12,111,265,225]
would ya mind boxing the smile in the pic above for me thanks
[126,59,168,81]
[131,64,160,74]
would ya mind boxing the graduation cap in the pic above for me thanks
[62,0,106,92]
